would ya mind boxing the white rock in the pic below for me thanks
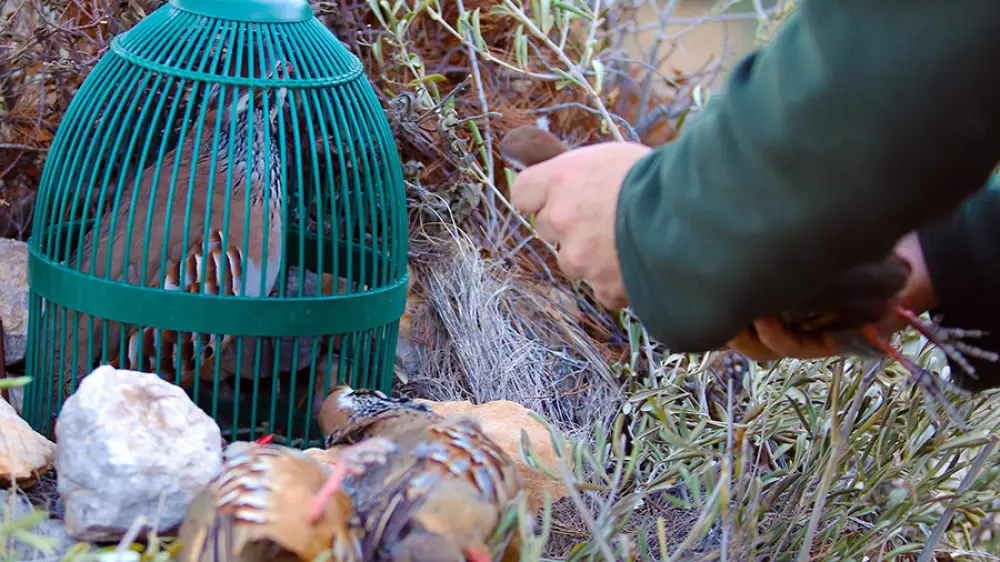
[0,238,29,365]
[55,366,223,542]
[0,395,55,484]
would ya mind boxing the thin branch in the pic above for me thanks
[527,102,640,142]
[0,143,49,151]
[454,0,498,236]
[501,0,625,142]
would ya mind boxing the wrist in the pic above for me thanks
[893,232,936,313]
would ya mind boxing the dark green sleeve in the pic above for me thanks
[918,176,1000,392]
[615,0,1000,352]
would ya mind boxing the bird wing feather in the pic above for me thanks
[177,442,362,562]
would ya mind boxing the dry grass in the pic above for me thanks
[401,224,624,441]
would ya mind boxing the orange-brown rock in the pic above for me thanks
[418,399,570,515]
[0,396,55,485]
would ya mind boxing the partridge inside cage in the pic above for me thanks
[23,0,409,448]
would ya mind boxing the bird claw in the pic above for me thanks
[894,306,1000,380]
[861,325,969,429]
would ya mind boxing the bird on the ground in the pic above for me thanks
[311,386,524,562]
[176,434,397,562]
[65,60,297,393]
[498,125,996,410]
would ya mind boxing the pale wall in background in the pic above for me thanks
[625,0,771,91]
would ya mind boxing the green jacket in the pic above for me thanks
[615,0,1000,390]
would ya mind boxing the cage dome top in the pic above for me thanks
[169,0,314,23]
[110,0,362,88]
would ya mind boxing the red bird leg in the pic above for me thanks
[862,325,968,426]
[465,545,492,562]
[860,326,924,373]
[305,461,353,523]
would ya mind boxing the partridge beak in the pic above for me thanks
[464,544,492,562]
[253,434,276,445]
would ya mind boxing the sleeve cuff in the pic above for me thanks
[614,142,736,353]
[916,186,1000,392]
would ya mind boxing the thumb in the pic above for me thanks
[502,126,569,215]
[509,163,553,215]
[727,327,781,362]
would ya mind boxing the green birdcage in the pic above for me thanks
[22,0,409,448]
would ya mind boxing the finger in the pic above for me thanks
[590,266,629,309]
[509,163,553,216]
[754,318,838,359]
[531,204,562,245]
[727,329,781,362]
[555,243,587,280]
[594,282,629,310]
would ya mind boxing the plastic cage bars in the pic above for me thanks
[23,0,409,448]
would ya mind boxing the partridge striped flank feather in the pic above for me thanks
[317,386,524,562]
[109,230,252,387]
[178,438,396,562]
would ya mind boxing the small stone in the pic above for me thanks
[0,488,39,520]
[0,238,29,365]
[418,399,570,515]
[0,396,55,485]
[55,366,223,542]
[7,386,23,415]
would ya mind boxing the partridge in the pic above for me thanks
[312,386,524,562]
[65,62,296,392]
[177,435,397,562]
[498,125,994,392]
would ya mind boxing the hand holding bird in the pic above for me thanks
[499,125,997,418]
[500,125,651,310]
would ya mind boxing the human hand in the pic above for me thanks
[727,231,937,362]
[506,137,653,309]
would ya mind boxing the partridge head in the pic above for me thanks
[316,385,439,446]
[314,386,524,562]
[177,436,396,562]
[498,123,568,170]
